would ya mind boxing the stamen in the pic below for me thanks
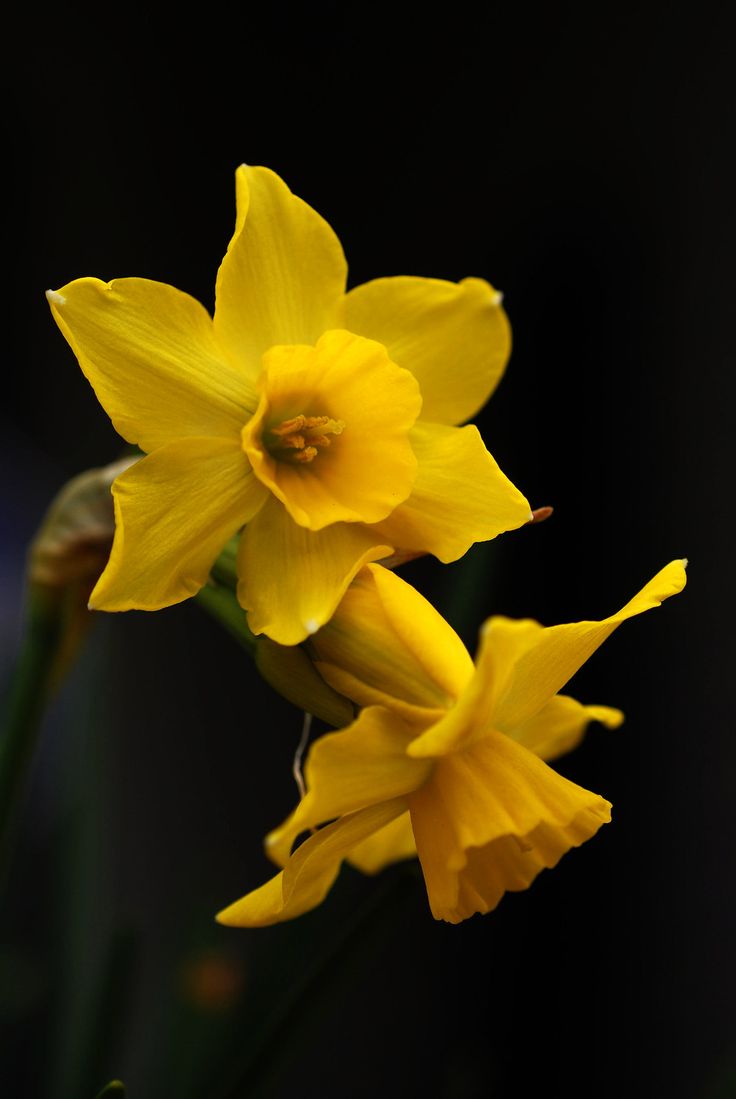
[281,433,306,449]
[270,414,309,438]
[267,413,345,464]
[528,506,554,525]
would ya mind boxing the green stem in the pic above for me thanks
[194,582,258,655]
[67,930,137,1099]
[216,870,414,1099]
[194,582,354,728]
[209,536,239,591]
[0,586,66,864]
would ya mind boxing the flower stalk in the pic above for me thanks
[194,573,354,729]
[0,459,134,864]
[0,584,68,858]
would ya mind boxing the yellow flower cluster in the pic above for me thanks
[47,166,686,925]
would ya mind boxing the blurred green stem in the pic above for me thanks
[0,585,68,864]
[216,869,415,1099]
[67,930,137,1099]
[195,581,257,655]
[0,457,130,872]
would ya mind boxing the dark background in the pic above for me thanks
[3,3,735,1097]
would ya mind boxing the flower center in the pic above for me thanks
[241,329,421,531]
[266,413,345,464]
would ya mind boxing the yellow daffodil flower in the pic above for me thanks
[217,558,687,925]
[46,166,531,644]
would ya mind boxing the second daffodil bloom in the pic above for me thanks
[217,558,686,926]
[46,166,531,644]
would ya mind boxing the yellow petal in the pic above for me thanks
[344,276,510,425]
[493,559,688,730]
[347,810,417,875]
[405,621,527,760]
[409,731,611,923]
[242,330,421,529]
[47,278,253,452]
[372,423,532,563]
[236,497,392,645]
[213,165,347,369]
[265,706,430,868]
[409,559,687,759]
[311,563,474,716]
[216,799,407,927]
[90,439,267,610]
[510,694,624,762]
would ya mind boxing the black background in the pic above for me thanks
[3,3,735,1097]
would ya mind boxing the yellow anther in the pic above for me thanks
[281,433,306,450]
[270,414,309,438]
[294,446,319,463]
[267,413,345,464]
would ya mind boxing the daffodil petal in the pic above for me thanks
[266,706,430,867]
[347,810,417,875]
[236,498,392,645]
[90,439,267,610]
[409,560,686,760]
[493,559,688,729]
[510,694,624,762]
[409,731,611,923]
[372,423,532,563]
[47,278,253,452]
[408,618,544,758]
[344,276,510,425]
[312,563,474,714]
[216,799,407,927]
[213,165,347,369]
[312,665,446,728]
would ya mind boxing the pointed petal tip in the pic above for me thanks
[214,900,239,925]
[681,557,689,569]
[45,288,66,306]
[491,290,504,306]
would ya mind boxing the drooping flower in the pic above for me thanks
[217,559,687,926]
[46,166,531,645]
